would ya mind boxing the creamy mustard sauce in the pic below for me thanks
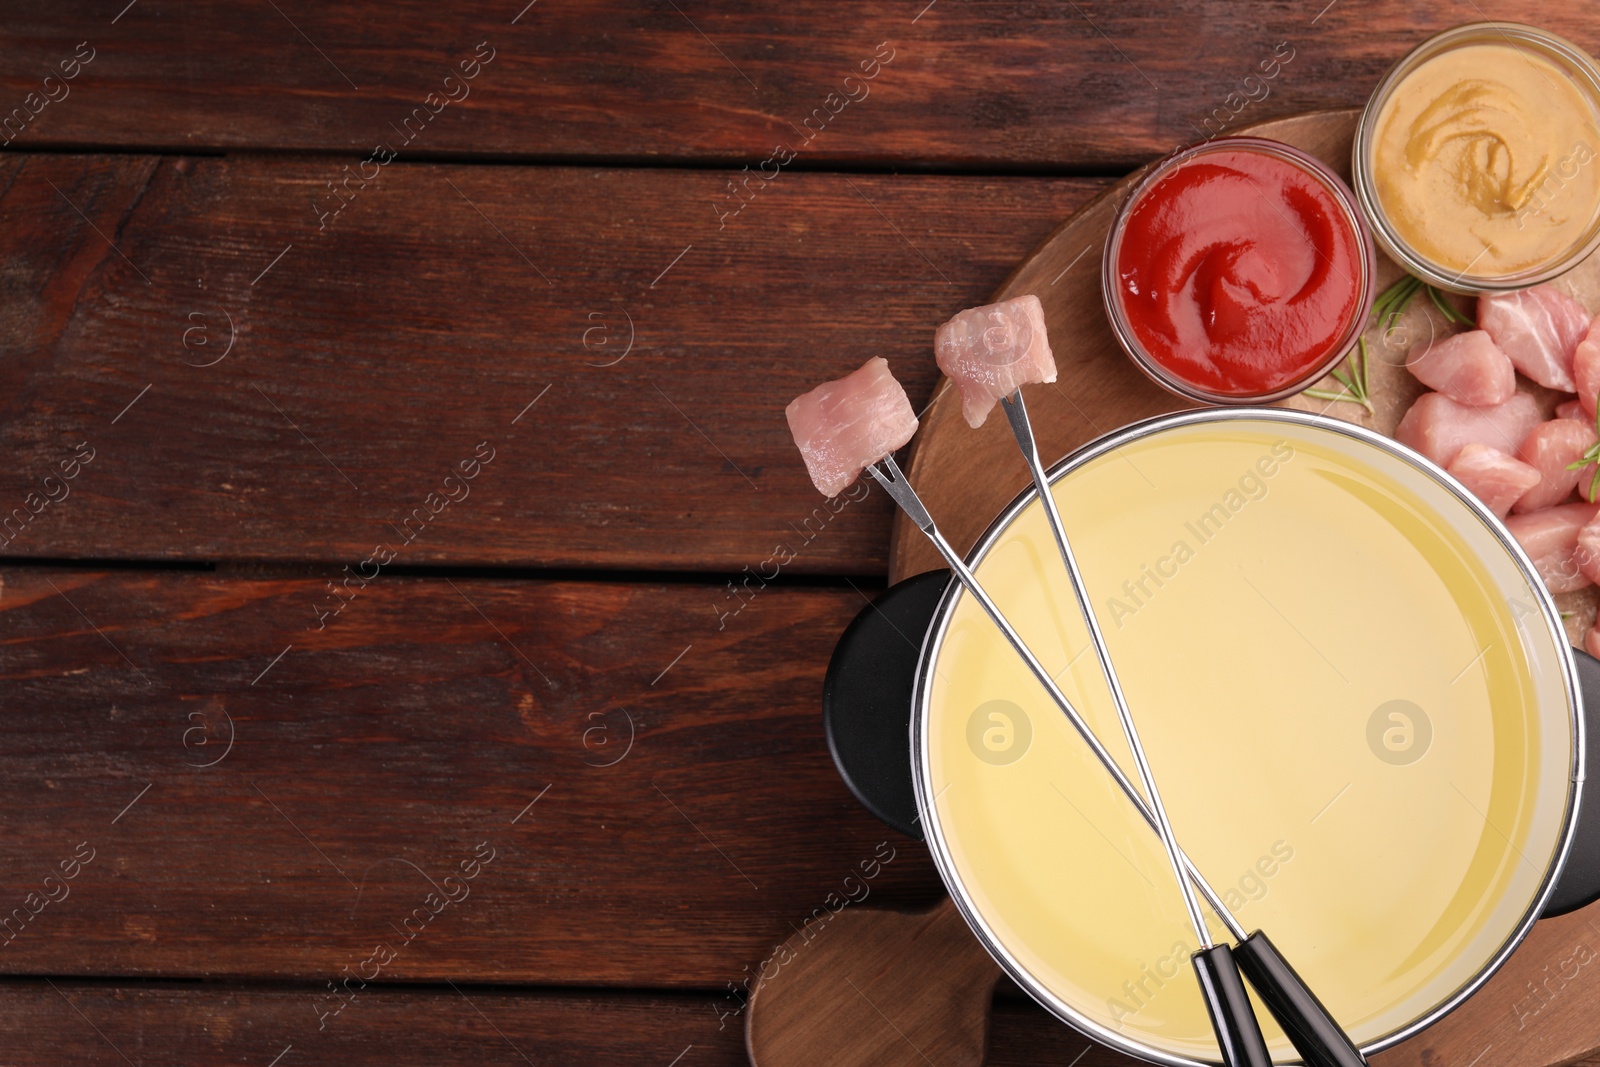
[924,421,1573,1060]
[1372,44,1600,276]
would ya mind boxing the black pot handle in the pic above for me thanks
[1543,647,1600,917]
[823,570,951,841]
[823,573,1600,917]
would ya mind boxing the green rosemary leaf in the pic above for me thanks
[1426,284,1475,326]
[1372,275,1423,331]
[1566,444,1600,472]
[1303,338,1374,415]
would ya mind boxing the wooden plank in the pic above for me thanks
[10,980,1595,1067]
[5,4,1600,168]
[0,983,747,1067]
[0,981,1103,1066]
[0,153,1102,574]
[0,154,156,435]
[0,568,948,984]
[747,897,1002,1067]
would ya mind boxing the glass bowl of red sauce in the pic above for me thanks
[1103,137,1377,405]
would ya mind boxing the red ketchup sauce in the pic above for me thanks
[1113,146,1365,398]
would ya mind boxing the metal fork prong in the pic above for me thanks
[866,456,934,533]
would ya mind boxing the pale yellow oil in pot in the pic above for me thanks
[919,417,1576,1063]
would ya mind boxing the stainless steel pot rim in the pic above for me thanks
[908,405,1585,1067]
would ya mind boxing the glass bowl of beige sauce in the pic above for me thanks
[1354,22,1600,294]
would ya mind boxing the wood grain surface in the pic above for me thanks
[0,3,1598,169]
[747,897,1002,1067]
[0,567,949,983]
[0,979,1121,1067]
[9,4,1600,1065]
[0,153,1101,575]
[7,978,1597,1067]
[0,982,750,1067]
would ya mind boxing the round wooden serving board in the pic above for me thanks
[838,108,1600,1067]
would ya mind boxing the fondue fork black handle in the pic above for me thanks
[1000,391,1367,1067]
[1236,931,1368,1067]
[1195,944,1274,1067]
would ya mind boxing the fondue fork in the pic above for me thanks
[864,454,1246,923]
[997,391,1268,1066]
[997,389,1366,1067]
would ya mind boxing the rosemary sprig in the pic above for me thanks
[1371,274,1423,333]
[1370,273,1474,331]
[1306,275,1477,416]
[1566,402,1600,502]
[1426,284,1475,326]
[1304,336,1375,414]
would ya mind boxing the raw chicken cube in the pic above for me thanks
[1557,398,1586,422]
[1513,419,1600,513]
[1575,317,1600,417]
[1505,502,1600,593]
[1447,444,1541,519]
[1578,514,1600,586]
[787,357,919,498]
[1477,284,1592,392]
[1405,330,1515,407]
[1394,391,1541,468]
[935,294,1057,428]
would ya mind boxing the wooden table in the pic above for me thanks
[3,4,1600,1063]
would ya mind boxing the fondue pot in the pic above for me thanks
[825,407,1600,1066]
